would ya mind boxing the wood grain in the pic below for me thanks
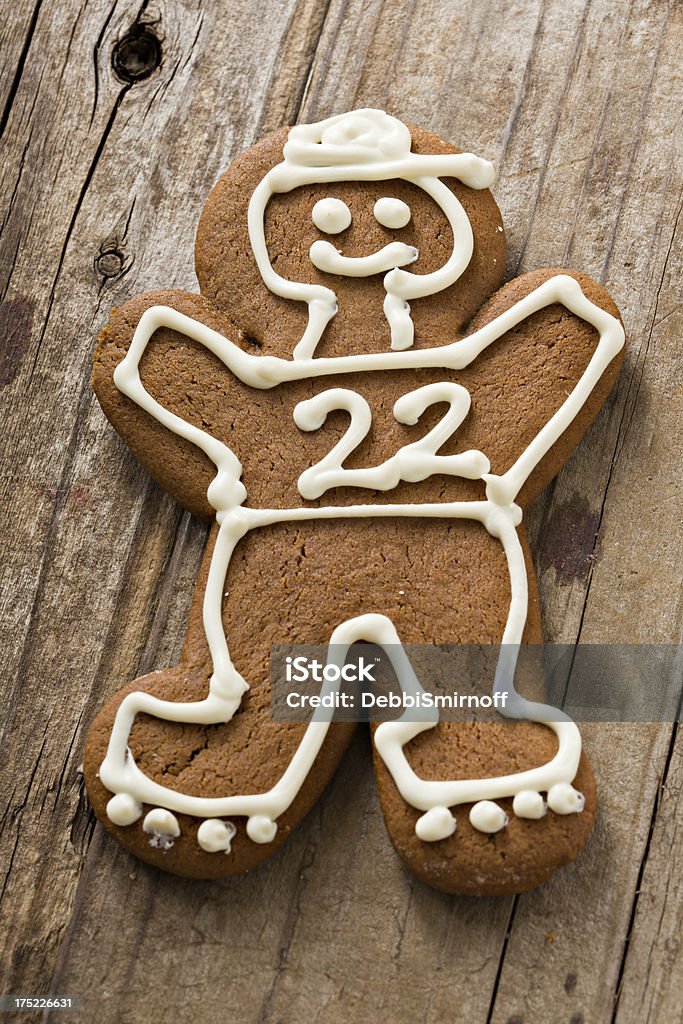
[0,0,680,1021]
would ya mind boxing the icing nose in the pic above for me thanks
[309,239,418,277]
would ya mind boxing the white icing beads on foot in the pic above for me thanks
[106,793,142,826]
[246,815,278,844]
[143,808,181,850]
[512,790,548,820]
[469,800,509,834]
[547,783,585,815]
[415,806,456,842]
[197,819,237,853]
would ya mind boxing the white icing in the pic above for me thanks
[143,808,180,836]
[547,783,585,815]
[512,790,547,819]
[312,197,351,234]
[246,815,278,844]
[383,291,414,350]
[309,239,418,277]
[114,274,621,393]
[374,197,411,229]
[106,793,142,826]
[101,111,624,848]
[415,806,456,841]
[294,382,490,499]
[197,818,236,853]
[143,808,180,849]
[469,801,508,833]
[247,109,495,356]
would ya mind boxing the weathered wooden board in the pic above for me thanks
[0,0,680,1021]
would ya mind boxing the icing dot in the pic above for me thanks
[374,197,411,229]
[106,793,142,827]
[197,818,237,853]
[143,808,180,838]
[311,198,351,234]
[547,783,585,815]
[512,790,547,820]
[246,815,278,844]
[415,806,456,842]
[469,800,508,834]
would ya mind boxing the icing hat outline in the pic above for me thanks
[277,109,495,188]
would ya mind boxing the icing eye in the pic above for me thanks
[312,198,351,234]
[374,197,411,229]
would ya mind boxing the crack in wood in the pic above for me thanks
[0,0,44,142]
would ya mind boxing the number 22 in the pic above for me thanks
[293,382,490,500]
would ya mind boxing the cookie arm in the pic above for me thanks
[463,268,625,508]
[94,291,247,518]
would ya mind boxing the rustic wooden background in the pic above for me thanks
[1,0,681,1021]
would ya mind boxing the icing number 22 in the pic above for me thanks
[294,382,490,499]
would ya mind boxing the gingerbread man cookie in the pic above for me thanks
[84,110,624,893]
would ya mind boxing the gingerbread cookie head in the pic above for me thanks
[195,109,506,360]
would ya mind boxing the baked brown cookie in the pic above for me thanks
[84,109,624,890]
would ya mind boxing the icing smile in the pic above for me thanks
[309,238,419,277]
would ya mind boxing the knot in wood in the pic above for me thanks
[112,25,162,83]
[96,249,125,278]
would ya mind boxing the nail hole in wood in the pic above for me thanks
[95,249,125,279]
[112,25,162,83]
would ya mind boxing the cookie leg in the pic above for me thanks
[84,518,356,878]
[369,515,596,896]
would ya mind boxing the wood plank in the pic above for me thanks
[0,0,679,1019]
[0,0,331,1000]
[609,148,683,1024]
